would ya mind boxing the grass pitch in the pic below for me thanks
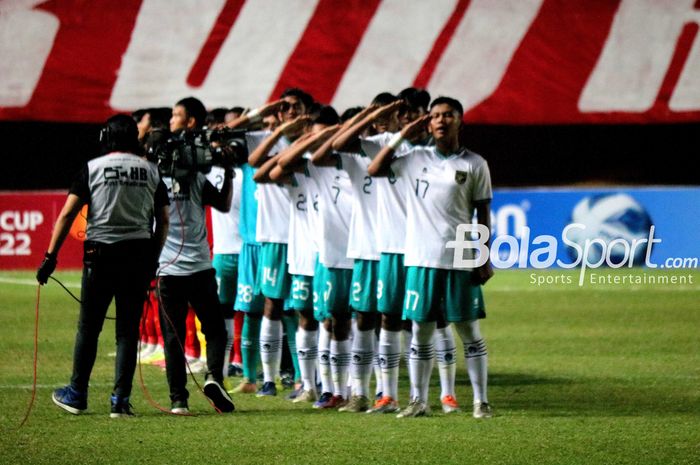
[0,269,698,465]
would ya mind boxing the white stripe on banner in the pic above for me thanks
[111,0,319,109]
[332,0,454,111]
[429,0,544,112]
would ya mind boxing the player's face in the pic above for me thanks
[170,105,189,133]
[372,109,400,134]
[399,105,426,129]
[428,103,461,142]
[263,114,280,131]
[278,96,306,122]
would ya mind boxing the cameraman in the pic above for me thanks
[157,96,235,414]
[37,114,169,417]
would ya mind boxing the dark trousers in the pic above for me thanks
[70,240,152,398]
[157,269,226,403]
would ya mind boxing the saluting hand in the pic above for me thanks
[279,116,311,138]
[400,114,431,140]
[258,100,286,117]
[368,101,403,121]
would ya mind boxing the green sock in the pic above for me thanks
[242,314,261,382]
[282,312,300,382]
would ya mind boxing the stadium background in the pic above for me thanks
[1,3,699,465]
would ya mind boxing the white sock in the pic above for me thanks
[454,320,488,404]
[259,317,282,384]
[378,329,401,401]
[373,335,383,398]
[223,318,234,379]
[435,325,457,400]
[401,328,413,397]
[409,321,436,403]
[330,338,351,397]
[296,328,318,393]
[350,328,375,398]
[318,324,332,394]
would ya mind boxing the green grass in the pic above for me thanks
[1,269,699,465]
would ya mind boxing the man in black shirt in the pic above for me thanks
[37,114,169,417]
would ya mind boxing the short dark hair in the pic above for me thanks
[100,114,140,155]
[313,105,340,126]
[340,106,365,123]
[429,97,464,117]
[205,107,228,127]
[398,87,431,111]
[132,109,147,123]
[176,96,207,129]
[371,92,399,106]
[280,88,314,111]
[147,107,172,130]
[229,106,245,115]
[143,128,171,163]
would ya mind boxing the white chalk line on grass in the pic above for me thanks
[0,276,80,288]
[0,382,113,390]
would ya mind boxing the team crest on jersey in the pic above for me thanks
[455,170,468,184]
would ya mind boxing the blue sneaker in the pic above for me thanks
[256,381,277,397]
[52,385,87,415]
[110,395,134,418]
[312,392,333,409]
[285,386,303,401]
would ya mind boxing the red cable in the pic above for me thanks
[138,188,224,414]
[136,289,191,416]
[18,285,41,428]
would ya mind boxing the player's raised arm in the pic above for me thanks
[253,153,285,184]
[279,125,340,169]
[367,114,430,177]
[226,100,284,130]
[332,102,401,152]
[248,116,311,168]
[310,110,371,165]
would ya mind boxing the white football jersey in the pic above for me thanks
[246,131,292,244]
[307,162,353,270]
[360,133,414,255]
[391,146,492,270]
[286,169,318,276]
[206,166,243,255]
[337,151,379,261]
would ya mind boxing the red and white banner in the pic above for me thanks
[0,192,85,270]
[1,0,699,124]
